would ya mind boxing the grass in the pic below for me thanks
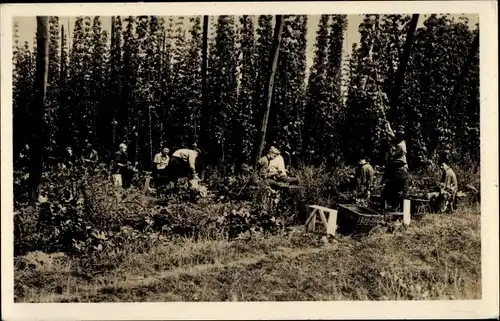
[14,204,480,302]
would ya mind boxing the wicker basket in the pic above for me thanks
[337,204,384,235]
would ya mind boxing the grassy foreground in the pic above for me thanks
[14,204,480,302]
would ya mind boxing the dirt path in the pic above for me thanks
[125,246,325,284]
[37,245,328,302]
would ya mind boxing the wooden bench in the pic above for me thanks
[305,205,338,236]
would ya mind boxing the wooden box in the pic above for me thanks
[337,204,384,235]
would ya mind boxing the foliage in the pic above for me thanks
[205,15,239,169]
[13,15,479,172]
[235,15,257,169]
[271,15,308,165]
[304,15,331,164]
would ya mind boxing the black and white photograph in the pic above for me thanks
[1,1,498,320]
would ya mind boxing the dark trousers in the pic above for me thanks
[165,157,191,186]
[119,168,133,188]
[154,167,169,187]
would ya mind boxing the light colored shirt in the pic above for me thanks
[153,152,169,170]
[357,163,375,192]
[442,167,458,193]
[392,140,407,164]
[172,149,198,171]
[268,155,287,178]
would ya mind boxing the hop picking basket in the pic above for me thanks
[337,204,385,235]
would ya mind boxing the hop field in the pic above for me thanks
[13,165,481,302]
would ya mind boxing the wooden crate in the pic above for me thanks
[407,197,431,218]
[337,204,384,235]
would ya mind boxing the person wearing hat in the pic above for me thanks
[267,147,288,180]
[257,146,298,186]
[385,120,408,169]
[391,130,407,167]
[256,147,280,179]
[166,146,202,185]
[381,121,409,184]
[153,146,170,186]
[356,157,375,197]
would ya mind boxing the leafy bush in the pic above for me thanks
[14,166,290,259]
[295,164,357,210]
[14,160,480,265]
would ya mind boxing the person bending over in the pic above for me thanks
[166,147,202,187]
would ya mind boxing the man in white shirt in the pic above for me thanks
[153,147,170,185]
[268,153,287,180]
[256,146,279,179]
[385,120,408,169]
[264,147,298,186]
[166,147,202,186]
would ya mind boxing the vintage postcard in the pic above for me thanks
[1,1,498,320]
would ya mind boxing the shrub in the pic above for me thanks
[13,161,480,263]
[295,164,357,210]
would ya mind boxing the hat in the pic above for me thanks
[119,143,127,149]
[269,146,280,155]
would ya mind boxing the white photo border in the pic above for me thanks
[1,1,498,320]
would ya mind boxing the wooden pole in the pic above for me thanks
[255,15,284,165]
[110,18,117,148]
[199,15,209,176]
[390,14,419,113]
[29,16,49,202]
[200,15,209,143]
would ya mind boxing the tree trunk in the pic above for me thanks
[255,15,284,165]
[390,14,419,112]
[29,16,49,202]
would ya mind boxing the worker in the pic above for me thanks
[166,147,202,186]
[113,143,131,187]
[268,147,287,180]
[428,160,458,212]
[257,146,298,186]
[81,142,99,168]
[256,147,279,179]
[62,146,77,169]
[440,161,458,194]
[153,147,170,186]
[381,159,409,211]
[356,157,375,197]
[384,120,408,170]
